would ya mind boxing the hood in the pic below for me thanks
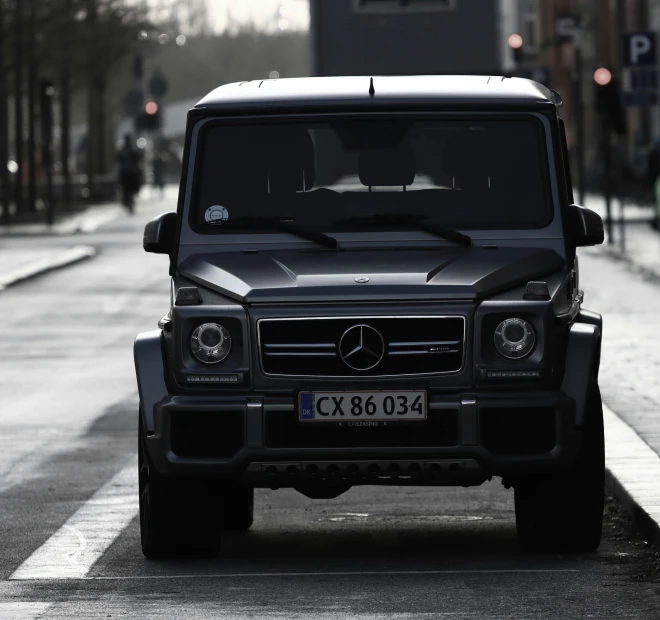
[178,247,565,304]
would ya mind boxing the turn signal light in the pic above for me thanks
[487,370,540,378]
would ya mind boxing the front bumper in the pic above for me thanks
[144,390,582,487]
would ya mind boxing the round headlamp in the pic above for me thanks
[191,323,231,364]
[494,318,536,360]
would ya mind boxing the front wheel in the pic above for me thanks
[138,413,224,558]
[514,384,605,553]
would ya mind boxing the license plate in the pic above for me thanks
[298,391,427,422]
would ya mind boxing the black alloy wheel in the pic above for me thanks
[138,410,224,558]
[514,383,605,553]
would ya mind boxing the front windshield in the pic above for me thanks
[192,116,552,233]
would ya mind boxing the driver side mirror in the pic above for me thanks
[567,204,604,246]
[144,211,177,254]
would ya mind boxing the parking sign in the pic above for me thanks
[622,31,659,106]
[623,32,657,66]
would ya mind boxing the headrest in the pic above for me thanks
[442,129,493,178]
[208,127,268,197]
[358,144,416,187]
[264,127,316,193]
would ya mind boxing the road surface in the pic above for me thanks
[1,191,659,619]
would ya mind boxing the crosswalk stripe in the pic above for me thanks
[9,458,138,581]
[604,404,660,536]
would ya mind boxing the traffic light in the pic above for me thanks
[508,33,524,64]
[594,68,626,135]
[137,101,162,133]
[133,53,144,81]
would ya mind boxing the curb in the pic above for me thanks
[0,204,125,238]
[0,245,97,291]
[604,404,660,546]
[597,246,660,285]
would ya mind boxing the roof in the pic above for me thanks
[195,75,556,112]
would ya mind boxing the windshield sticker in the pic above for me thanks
[205,205,229,224]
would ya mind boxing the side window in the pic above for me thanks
[558,119,574,205]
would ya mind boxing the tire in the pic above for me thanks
[514,384,605,553]
[221,484,254,531]
[138,413,224,558]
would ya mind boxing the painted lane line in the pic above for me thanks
[604,404,660,540]
[12,569,580,582]
[0,245,96,291]
[9,459,138,581]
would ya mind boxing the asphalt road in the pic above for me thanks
[1,191,659,619]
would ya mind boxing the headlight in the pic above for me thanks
[494,318,536,360]
[191,323,231,364]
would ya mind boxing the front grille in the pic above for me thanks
[259,316,465,377]
[265,410,460,449]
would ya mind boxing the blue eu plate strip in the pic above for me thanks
[300,393,314,420]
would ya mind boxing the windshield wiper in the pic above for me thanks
[215,216,338,250]
[333,214,472,248]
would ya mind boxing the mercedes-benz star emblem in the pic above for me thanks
[355,276,370,284]
[339,324,385,371]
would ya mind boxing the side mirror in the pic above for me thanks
[144,211,177,254]
[567,204,604,246]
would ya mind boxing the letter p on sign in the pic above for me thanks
[624,32,657,66]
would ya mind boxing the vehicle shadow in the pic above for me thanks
[105,486,587,577]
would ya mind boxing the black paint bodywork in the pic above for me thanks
[135,76,603,489]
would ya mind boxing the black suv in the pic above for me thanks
[135,76,605,558]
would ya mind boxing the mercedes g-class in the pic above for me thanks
[135,76,605,558]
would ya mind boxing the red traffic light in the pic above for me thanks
[145,101,159,115]
[508,33,524,50]
[594,67,613,86]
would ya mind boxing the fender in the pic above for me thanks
[134,330,169,434]
[560,322,602,426]
[576,307,602,332]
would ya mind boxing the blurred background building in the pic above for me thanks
[2,0,660,223]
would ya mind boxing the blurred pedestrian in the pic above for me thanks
[152,141,166,199]
[647,138,660,230]
[117,134,141,213]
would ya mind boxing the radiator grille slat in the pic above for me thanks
[259,316,465,377]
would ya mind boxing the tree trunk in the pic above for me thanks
[60,0,72,208]
[27,0,37,212]
[85,0,97,197]
[0,0,10,223]
[96,75,106,178]
[13,0,24,214]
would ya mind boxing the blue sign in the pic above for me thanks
[623,32,657,66]
[300,393,315,420]
[622,32,659,106]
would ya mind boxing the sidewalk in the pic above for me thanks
[584,193,660,281]
[0,203,125,237]
[0,187,176,291]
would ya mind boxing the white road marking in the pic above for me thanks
[9,459,137,581]
[604,404,660,530]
